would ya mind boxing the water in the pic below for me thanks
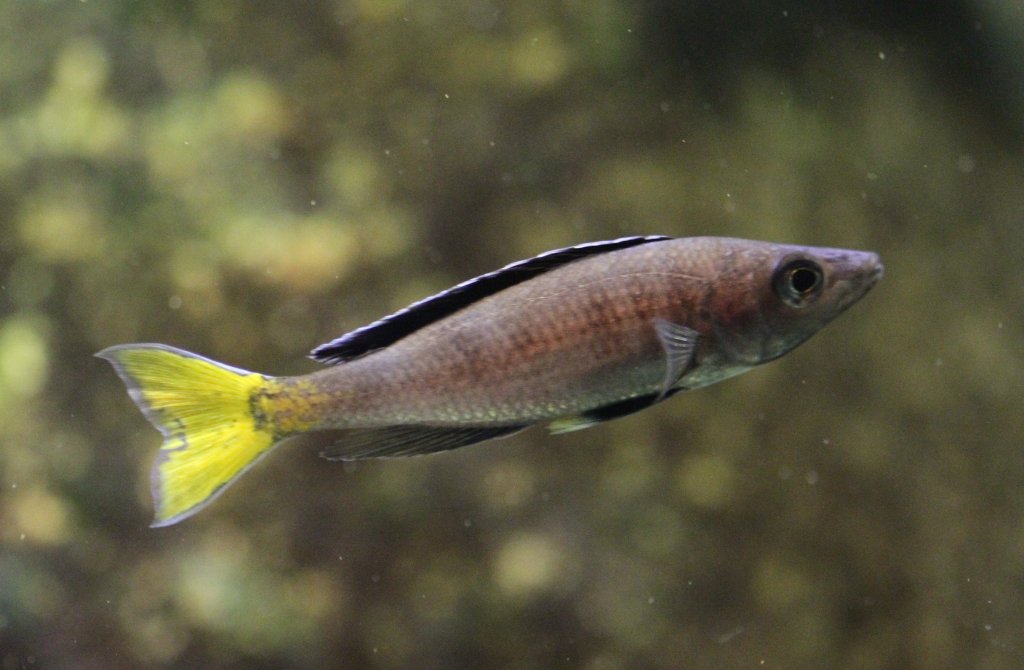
[2,2,1023,668]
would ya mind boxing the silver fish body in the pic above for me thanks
[269,236,883,448]
[98,235,882,525]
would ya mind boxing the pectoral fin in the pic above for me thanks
[653,318,699,399]
[548,320,696,435]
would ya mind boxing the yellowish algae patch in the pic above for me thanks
[492,531,567,598]
[676,452,737,509]
[0,316,49,402]
[8,486,71,546]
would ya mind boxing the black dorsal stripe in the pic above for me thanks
[310,235,672,364]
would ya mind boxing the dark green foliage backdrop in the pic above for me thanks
[2,2,1023,668]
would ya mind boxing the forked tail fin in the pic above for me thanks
[97,344,280,527]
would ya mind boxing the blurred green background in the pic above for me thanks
[2,1,1024,668]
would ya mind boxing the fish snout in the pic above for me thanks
[823,249,883,287]
[868,253,885,283]
[855,251,884,291]
[825,249,883,312]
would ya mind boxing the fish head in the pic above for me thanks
[704,240,883,366]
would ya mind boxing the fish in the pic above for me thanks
[97,235,883,526]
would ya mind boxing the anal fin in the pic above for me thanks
[319,424,528,461]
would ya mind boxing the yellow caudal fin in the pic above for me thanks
[97,344,281,527]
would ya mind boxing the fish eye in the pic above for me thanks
[773,259,824,307]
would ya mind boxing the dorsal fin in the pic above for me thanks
[310,235,672,364]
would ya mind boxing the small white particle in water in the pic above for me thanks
[168,295,182,310]
[648,596,655,605]
[20,533,25,540]
[805,471,819,485]
[997,321,1003,329]
[782,10,788,17]
[878,51,886,60]
[463,518,472,528]
[310,199,317,207]
[985,624,993,631]
[444,93,450,99]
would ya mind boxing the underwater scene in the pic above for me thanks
[2,2,1023,668]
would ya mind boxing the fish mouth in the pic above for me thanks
[870,255,885,283]
[824,248,882,281]
[857,252,884,290]
[833,251,884,308]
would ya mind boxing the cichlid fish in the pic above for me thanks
[98,236,882,526]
